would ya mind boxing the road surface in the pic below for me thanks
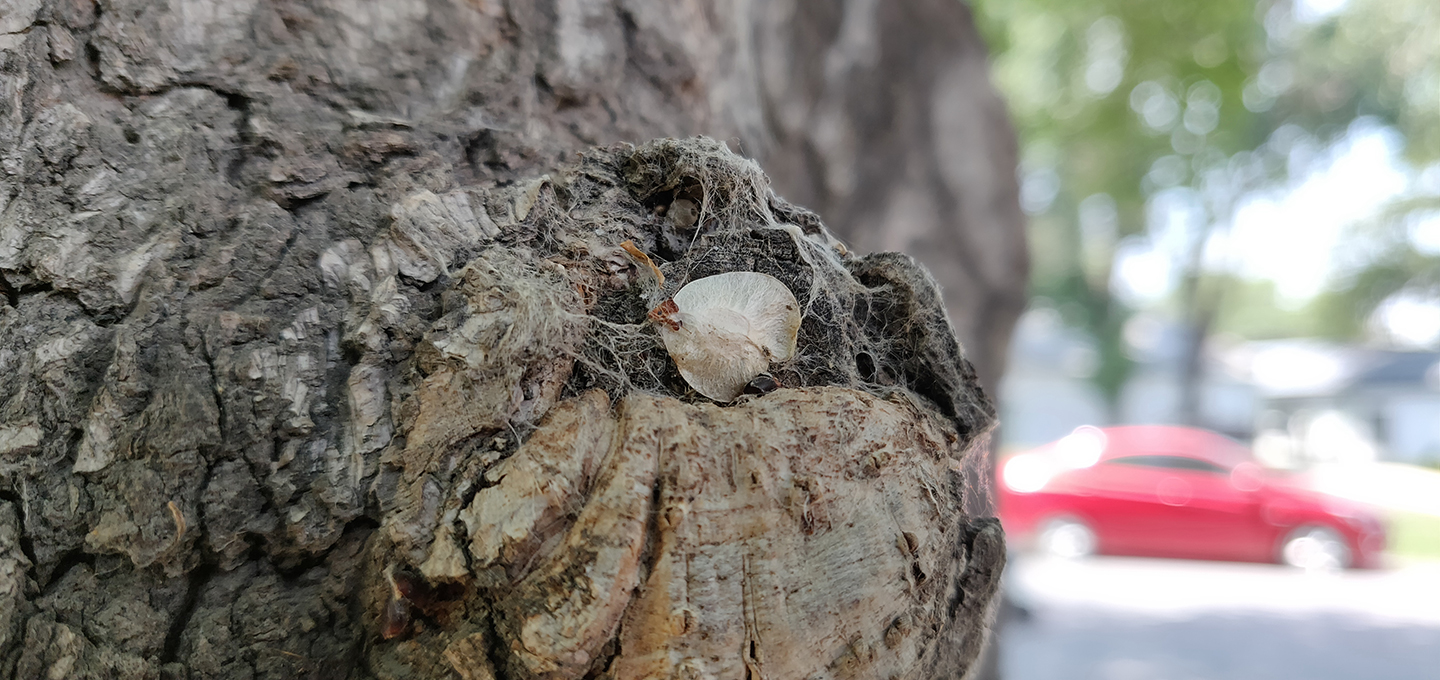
[996,555,1440,680]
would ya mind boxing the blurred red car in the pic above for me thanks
[997,425,1386,569]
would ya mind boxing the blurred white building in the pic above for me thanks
[1000,309,1257,449]
[1233,341,1440,466]
[1000,309,1440,465]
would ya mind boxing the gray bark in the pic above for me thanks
[750,0,1028,396]
[0,1,1024,678]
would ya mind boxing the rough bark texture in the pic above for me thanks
[0,1,1023,679]
[749,0,1028,396]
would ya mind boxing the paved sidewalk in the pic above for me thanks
[997,556,1440,680]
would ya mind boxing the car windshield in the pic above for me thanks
[1105,455,1229,474]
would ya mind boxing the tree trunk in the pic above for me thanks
[0,1,1023,679]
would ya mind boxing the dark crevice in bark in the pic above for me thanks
[398,272,441,295]
[212,87,250,114]
[338,558,375,678]
[235,227,301,308]
[14,280,52,298]
[273,516,378,581]
[5,277,126,326]
[581,636,621,680]
[945,519,1004,624]
[219,89,253,187]
[0,270,16,307]
[330,627,369,680]
[269,228,302,274]
[272,191,330,213]
[464,128,507,176]
[165,81,252,114]
[635,468,665,587]
[239,533,268,566]
[160,560,216,664]
[450,513,477,583]
[531,73,558,105]
[243,438,288,542]
[451,434,503,506]
[198,341,228,453]
[83,30,101,80]
[0,489,39,575]
[481,611,516,680]
[128,80,255,188]
[37,548,95,596]
[188,455,219,546]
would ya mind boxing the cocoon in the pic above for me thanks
[648,272,801,401]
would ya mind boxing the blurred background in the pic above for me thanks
[967,0,1440,677]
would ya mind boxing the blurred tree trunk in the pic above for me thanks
[750,0,1028,400]
[752,0,1029,521]
[0,1,1024,679]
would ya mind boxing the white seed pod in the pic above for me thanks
[649,272,801,402]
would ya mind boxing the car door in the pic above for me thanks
[1105,455,1269,561]
[1158,457,1269,561]
[1063,456,1180,556]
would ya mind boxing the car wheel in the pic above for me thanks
[1279,525,1352,571]
[1036,517,1097,559]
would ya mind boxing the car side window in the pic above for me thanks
[1106,455,1228,474]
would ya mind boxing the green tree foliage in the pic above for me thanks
[1274,0,1440,161]
[1275,0,1440,334]
[973,0,1440,414]
[971,0,1269,411]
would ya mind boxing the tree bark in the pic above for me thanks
[0,1,1023,679]
[747,0,1028,397]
